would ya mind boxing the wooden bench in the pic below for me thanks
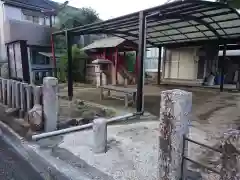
[100,85,137,107]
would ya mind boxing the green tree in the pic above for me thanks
[216,0,240,8]
[54,5,100,82]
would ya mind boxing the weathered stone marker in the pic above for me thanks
[158,89,192,180]
[220,129,240,180]
[43,77,58,132]
[93,118,107,153]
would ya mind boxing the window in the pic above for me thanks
[24,15,33,22]
[33,16,39,24]
[8,43,23,79]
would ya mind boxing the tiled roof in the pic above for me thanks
[82,37,125,50]
[3,0,58,10]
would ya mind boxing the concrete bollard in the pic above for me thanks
[33,86,41,105]
[158,89,192,180]
[11,80,15,108]
[7,80,12,107]
[220,129,240,180]
[93,118,107,153]
[2,79,7,105]
[43,77,58,132]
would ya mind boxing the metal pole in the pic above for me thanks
[136,11,146,113]
[220,44,226,92]
[66,31,73,99]
[32,113,136,141]
[157,47,162,85]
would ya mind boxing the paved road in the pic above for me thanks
[0,138,44,180]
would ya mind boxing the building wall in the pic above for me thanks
[162,47,203,85]
[4,19,52,45]
[4,5,22,21]
[0,4,55,61]
[0,1,5,61]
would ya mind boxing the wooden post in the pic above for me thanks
[159,89,192,180]
[115,47,118,84]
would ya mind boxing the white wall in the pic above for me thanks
[0,2,6,61]
[163,47,199,80]
[4,5,23,21]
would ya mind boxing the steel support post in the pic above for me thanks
[157,46,162,85]
[136,11,146,113]
[220,44,226,92]
[65,31,73,100]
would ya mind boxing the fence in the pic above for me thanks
[0,77,42,117]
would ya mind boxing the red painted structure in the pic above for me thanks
[84,39,138,84]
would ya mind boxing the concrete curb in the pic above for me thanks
[0,120,70,180]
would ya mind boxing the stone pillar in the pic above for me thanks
[15,82,20,110]
[11,80,15,108]
[25,84,32,111]
[0,78,2,102]
[158,89,192,180]
[220,129,240,180]
[2,79,7,105]
[43,77,58,132]
[20,83,27,117]
[93,118,107,153]
[7,80,12,107]
[33,86,41,105]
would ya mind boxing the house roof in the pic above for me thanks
[2,0,57,11]
[82,37,125,50]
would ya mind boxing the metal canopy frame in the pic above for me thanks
[52,0,240,113]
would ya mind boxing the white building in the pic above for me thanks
[0,0,58,61]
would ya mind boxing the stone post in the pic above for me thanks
[15,82,20,110]
[11,80,15,108]
[43,77,58,132]
[33,86,41,105]
[2,79,7,105]
[220,129,240,180]
[0,78,2,102]
[93,118,107,153]
[7,80,12,107]
[20,83,27,117]
[25,84,32,111]
[158,89,192,180]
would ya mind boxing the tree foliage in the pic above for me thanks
[54,5,100,82]
[56,6,100,29]
[58,45,88,82]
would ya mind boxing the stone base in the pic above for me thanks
[19,110,25,118]
[5,108,19,116]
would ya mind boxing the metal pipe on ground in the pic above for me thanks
[32,113,137,141]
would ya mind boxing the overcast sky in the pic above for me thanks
[54,0,170,20]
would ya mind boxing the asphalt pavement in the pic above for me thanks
[0,138,44,180]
